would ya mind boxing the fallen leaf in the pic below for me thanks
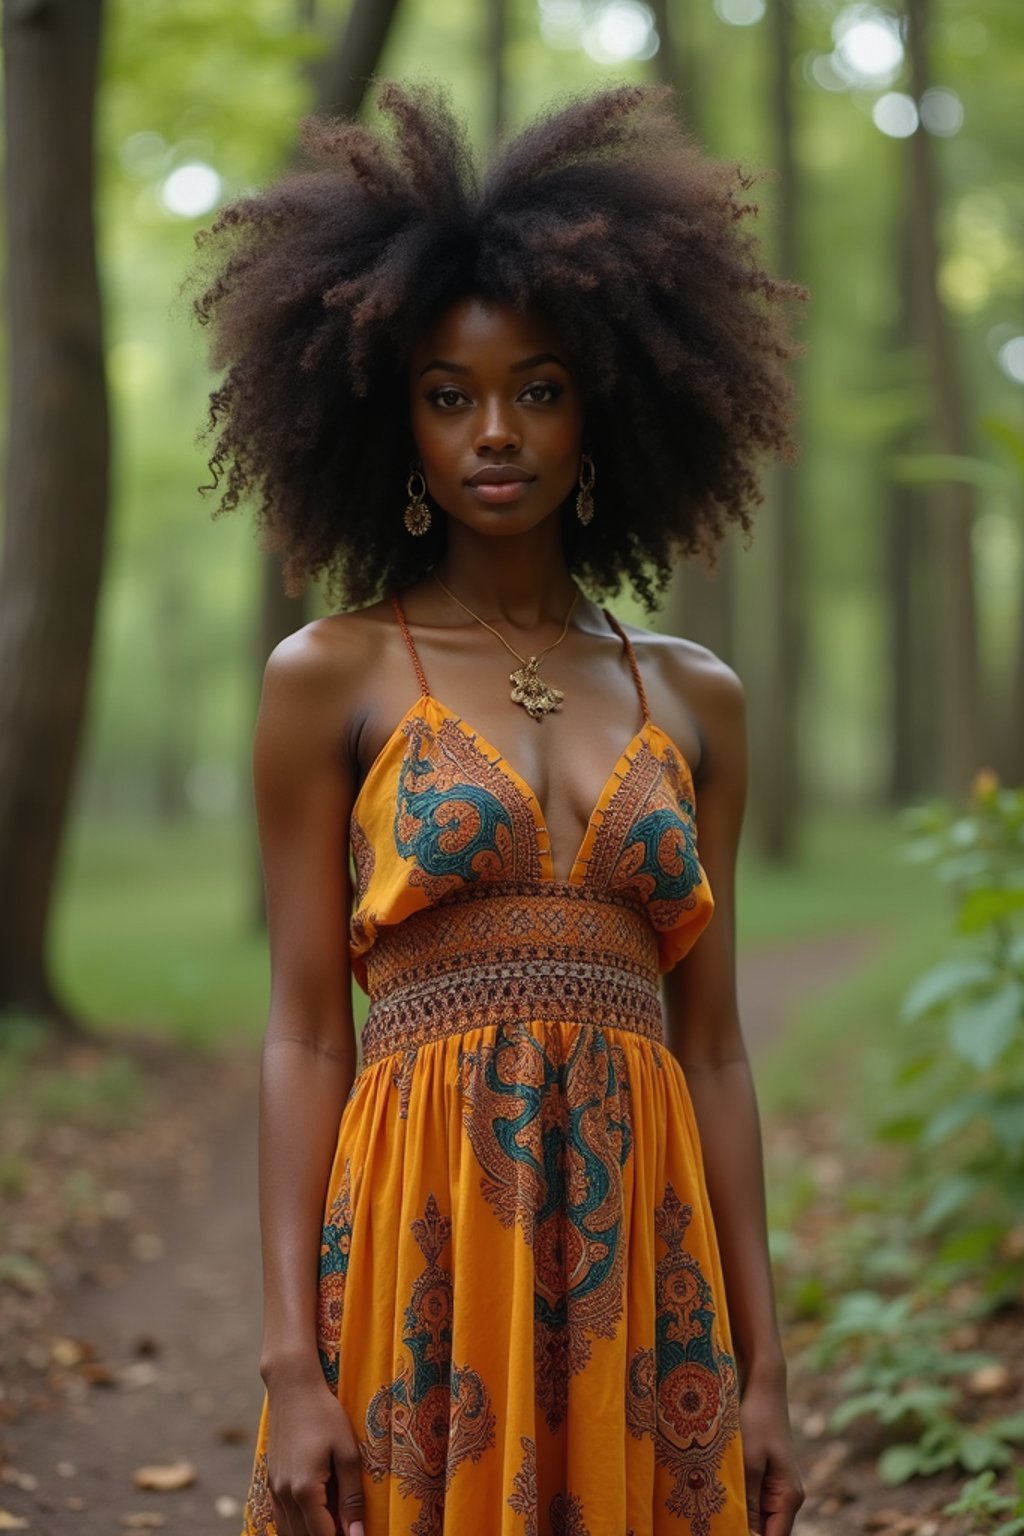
[966,1362,1012,1396]
[120,1515,167,1529]
[132,1461,196,1492]
[0,1513,30,1531]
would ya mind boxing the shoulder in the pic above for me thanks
[264,599,394,684]
[615,617,746,783]
[258,599,399,754]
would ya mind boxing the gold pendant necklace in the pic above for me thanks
[431,572,580,721]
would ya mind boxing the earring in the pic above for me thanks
[404,463,431,535]
[576,451,595,526]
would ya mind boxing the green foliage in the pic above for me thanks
[782,775,1024,1488]
[944,1469,1024,1533]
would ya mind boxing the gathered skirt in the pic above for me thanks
[240,1004,748,1536]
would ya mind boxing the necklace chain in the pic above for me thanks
[430,571,581,720]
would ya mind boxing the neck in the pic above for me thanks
[433,517,578,626]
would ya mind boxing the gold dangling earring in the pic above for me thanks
[404,463,431,536]
[575,450,595,526]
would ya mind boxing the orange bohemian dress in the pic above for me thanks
[241,595,748,1536]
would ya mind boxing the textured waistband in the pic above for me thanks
[360,884,663,1065]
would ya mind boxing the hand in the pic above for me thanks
[264,1364,366,1536]
[740,1372,805,1535]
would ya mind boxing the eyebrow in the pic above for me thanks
[418,352,569,378]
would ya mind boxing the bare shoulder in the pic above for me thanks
[615,617,746,782]
[259,599,397,750]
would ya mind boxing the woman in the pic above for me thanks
[194,79,805,1536]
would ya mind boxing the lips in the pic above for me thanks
[466,466,534,485]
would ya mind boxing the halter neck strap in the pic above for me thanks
[390,592,430,697]
[602,608,651,724]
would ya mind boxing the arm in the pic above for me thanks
[661,659,803,1536]
[251,625,367,1536]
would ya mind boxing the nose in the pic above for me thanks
[473,396,521,454]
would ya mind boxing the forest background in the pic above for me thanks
[0,0,1022,1532]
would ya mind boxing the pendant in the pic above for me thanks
[509,657,565,721]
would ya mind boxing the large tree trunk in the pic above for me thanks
[0,0,109,1037]
[904,0,980,797]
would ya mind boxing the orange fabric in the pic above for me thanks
[241,605,748,1536]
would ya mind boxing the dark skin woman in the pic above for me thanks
[194,78,806,1536]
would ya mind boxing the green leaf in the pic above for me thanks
[991,1517,1024,1536]
[992,1413,1024,1441]
[957,889,1024,933]
[981,414,1024,475]
[900,957,996,1022]
[959,1433,1012,1472]
[916,1173,982,1231]
[948,982,1022,1069]
[878,1443,925,1484]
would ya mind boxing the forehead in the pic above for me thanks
[410,295,568,367]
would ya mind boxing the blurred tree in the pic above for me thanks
[905,0,980,796]
[750,0,805,861]
[487,0,508,149]
[650,0,739,689]
[0,0,109,1036]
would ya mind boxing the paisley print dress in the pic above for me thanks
[241,595,747,1536]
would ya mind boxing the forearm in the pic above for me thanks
[257,1031,356,1383]
[680,1052,786,1391]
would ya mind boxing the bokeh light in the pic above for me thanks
[713,0,766,27]
[581,1,658,62]
[832,4,905,87]
[998,337,1024,384]
[920,87,964,137]
[160,162,222,218]
[872,92,919,138]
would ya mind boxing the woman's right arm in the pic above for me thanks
[250,624,367,1536]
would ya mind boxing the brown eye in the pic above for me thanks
[428,387,465,409]
[521,382,562,403]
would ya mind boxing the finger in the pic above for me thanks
[764,1497,802,1536]
[335,1444,366,1536]
[744,1462,763,1536]
[295,1477,337,1536]
[269,1479,294,1536]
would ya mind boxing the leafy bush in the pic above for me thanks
[802,772,1024,1484]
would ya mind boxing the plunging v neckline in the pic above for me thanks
[350,692,696,888]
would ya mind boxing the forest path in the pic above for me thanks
[0,926,884,1535]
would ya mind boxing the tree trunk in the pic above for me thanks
[747,0,803,861]
[886,209,938,803]
[0,0,109,1037]
[904,0,980,798]
[648,0,738,673]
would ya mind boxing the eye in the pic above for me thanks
[427,387,467,409]
[520,381,563,404]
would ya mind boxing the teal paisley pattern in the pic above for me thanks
[626,1182,741,1536]
[458,1017,633,1431]
[361,1193,496,1536]
[393,716,541,899]
[589,742,707,930]
[317,1159,353,1390]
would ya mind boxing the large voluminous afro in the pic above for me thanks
[192,77,805,610]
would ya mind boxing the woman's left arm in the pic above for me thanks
[662,654,805,1536]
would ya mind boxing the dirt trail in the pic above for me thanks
[0,928,883,1535]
